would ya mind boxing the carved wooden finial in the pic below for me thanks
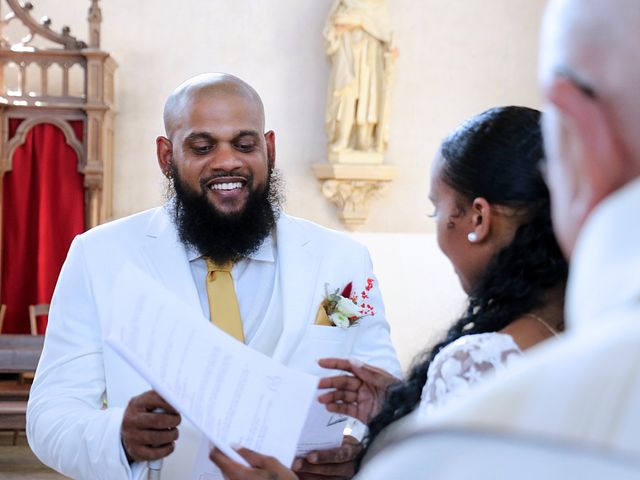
[3,0,87,49]
[88,0,102,48]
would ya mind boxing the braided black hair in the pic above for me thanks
[362,106,568,460]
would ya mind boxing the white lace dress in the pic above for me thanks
[419,332,522,416]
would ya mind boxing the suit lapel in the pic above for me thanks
[139,210,324,362]
[139,207,201,310]
[272,215,324,363]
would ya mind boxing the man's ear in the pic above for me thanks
[265,130,276,170]
[469,197,491,242]
[156,136,173,177]
[547,76,623,208]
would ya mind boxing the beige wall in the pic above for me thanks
[33,0,546,233]
[29,0,546,367]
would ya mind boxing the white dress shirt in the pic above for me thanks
[186,234,283,355]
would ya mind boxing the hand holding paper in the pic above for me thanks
[293,435,362,479]
[106,263,320,468]
[210,447,299,480]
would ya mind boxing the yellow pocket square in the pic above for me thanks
[314,305,333,326]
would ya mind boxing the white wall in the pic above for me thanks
[353,233,466,370]
[26,0,544,365]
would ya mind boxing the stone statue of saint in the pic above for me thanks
[324,0,397,156]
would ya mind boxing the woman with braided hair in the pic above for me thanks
[317,106,568,464]
[209,106,568,480]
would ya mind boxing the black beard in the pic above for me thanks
[168,166,283,265]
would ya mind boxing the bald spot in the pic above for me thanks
[163,73,265,140]
[541,0,640,159]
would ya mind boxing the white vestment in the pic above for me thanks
[358,177,640,478]
[27,207,401,480]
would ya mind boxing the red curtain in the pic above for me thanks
[1,121,85,334]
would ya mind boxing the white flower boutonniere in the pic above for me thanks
[321,279,376,329]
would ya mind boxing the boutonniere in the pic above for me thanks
[319,279,376,329]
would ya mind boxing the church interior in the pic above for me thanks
[0,0,547,477]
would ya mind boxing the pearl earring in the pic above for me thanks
[467,232,478,243]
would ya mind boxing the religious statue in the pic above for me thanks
[324,0,397,159]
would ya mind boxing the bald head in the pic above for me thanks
[163,73,265,140]
[540,0,640,159]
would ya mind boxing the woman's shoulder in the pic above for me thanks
[426,332,523,383]
[441,332,522,360]
[420,332,523,413]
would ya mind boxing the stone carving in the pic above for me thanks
[322,180,386,227]
[317,0,399,228]
[313,164,396,229]
[324,0,397,162]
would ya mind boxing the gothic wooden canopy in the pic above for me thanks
[0,0,116,229]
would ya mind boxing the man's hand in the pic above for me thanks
[317,358,399,424]
[210,447,298,480]
[121,390,181,463]
[292,436,361,480]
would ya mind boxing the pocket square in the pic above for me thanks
[314,305,333,326]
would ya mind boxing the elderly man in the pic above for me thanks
[356,0,640,477]
[27,73,400,480]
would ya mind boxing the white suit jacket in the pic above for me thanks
[27,207,401,480]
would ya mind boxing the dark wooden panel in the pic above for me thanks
[0,401,27,430]
[0,335,44,373]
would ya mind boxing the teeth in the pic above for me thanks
[210,182,243,191]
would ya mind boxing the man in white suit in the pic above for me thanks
[27,73,401,480]
[355,0,640,477]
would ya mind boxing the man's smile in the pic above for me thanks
[210,181,243,191]
[203,176,249,199]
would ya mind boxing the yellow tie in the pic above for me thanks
[205,258,244,343]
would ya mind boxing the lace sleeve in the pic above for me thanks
[419,333,522,414]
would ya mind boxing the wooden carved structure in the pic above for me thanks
[0,0,116,226]
[0,0,116,292]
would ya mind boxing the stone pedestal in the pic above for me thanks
[328,150,384,165]
[313,163,396,229]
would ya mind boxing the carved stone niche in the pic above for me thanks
[313,163,396,229]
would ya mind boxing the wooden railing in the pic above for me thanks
[0,49,87,107]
